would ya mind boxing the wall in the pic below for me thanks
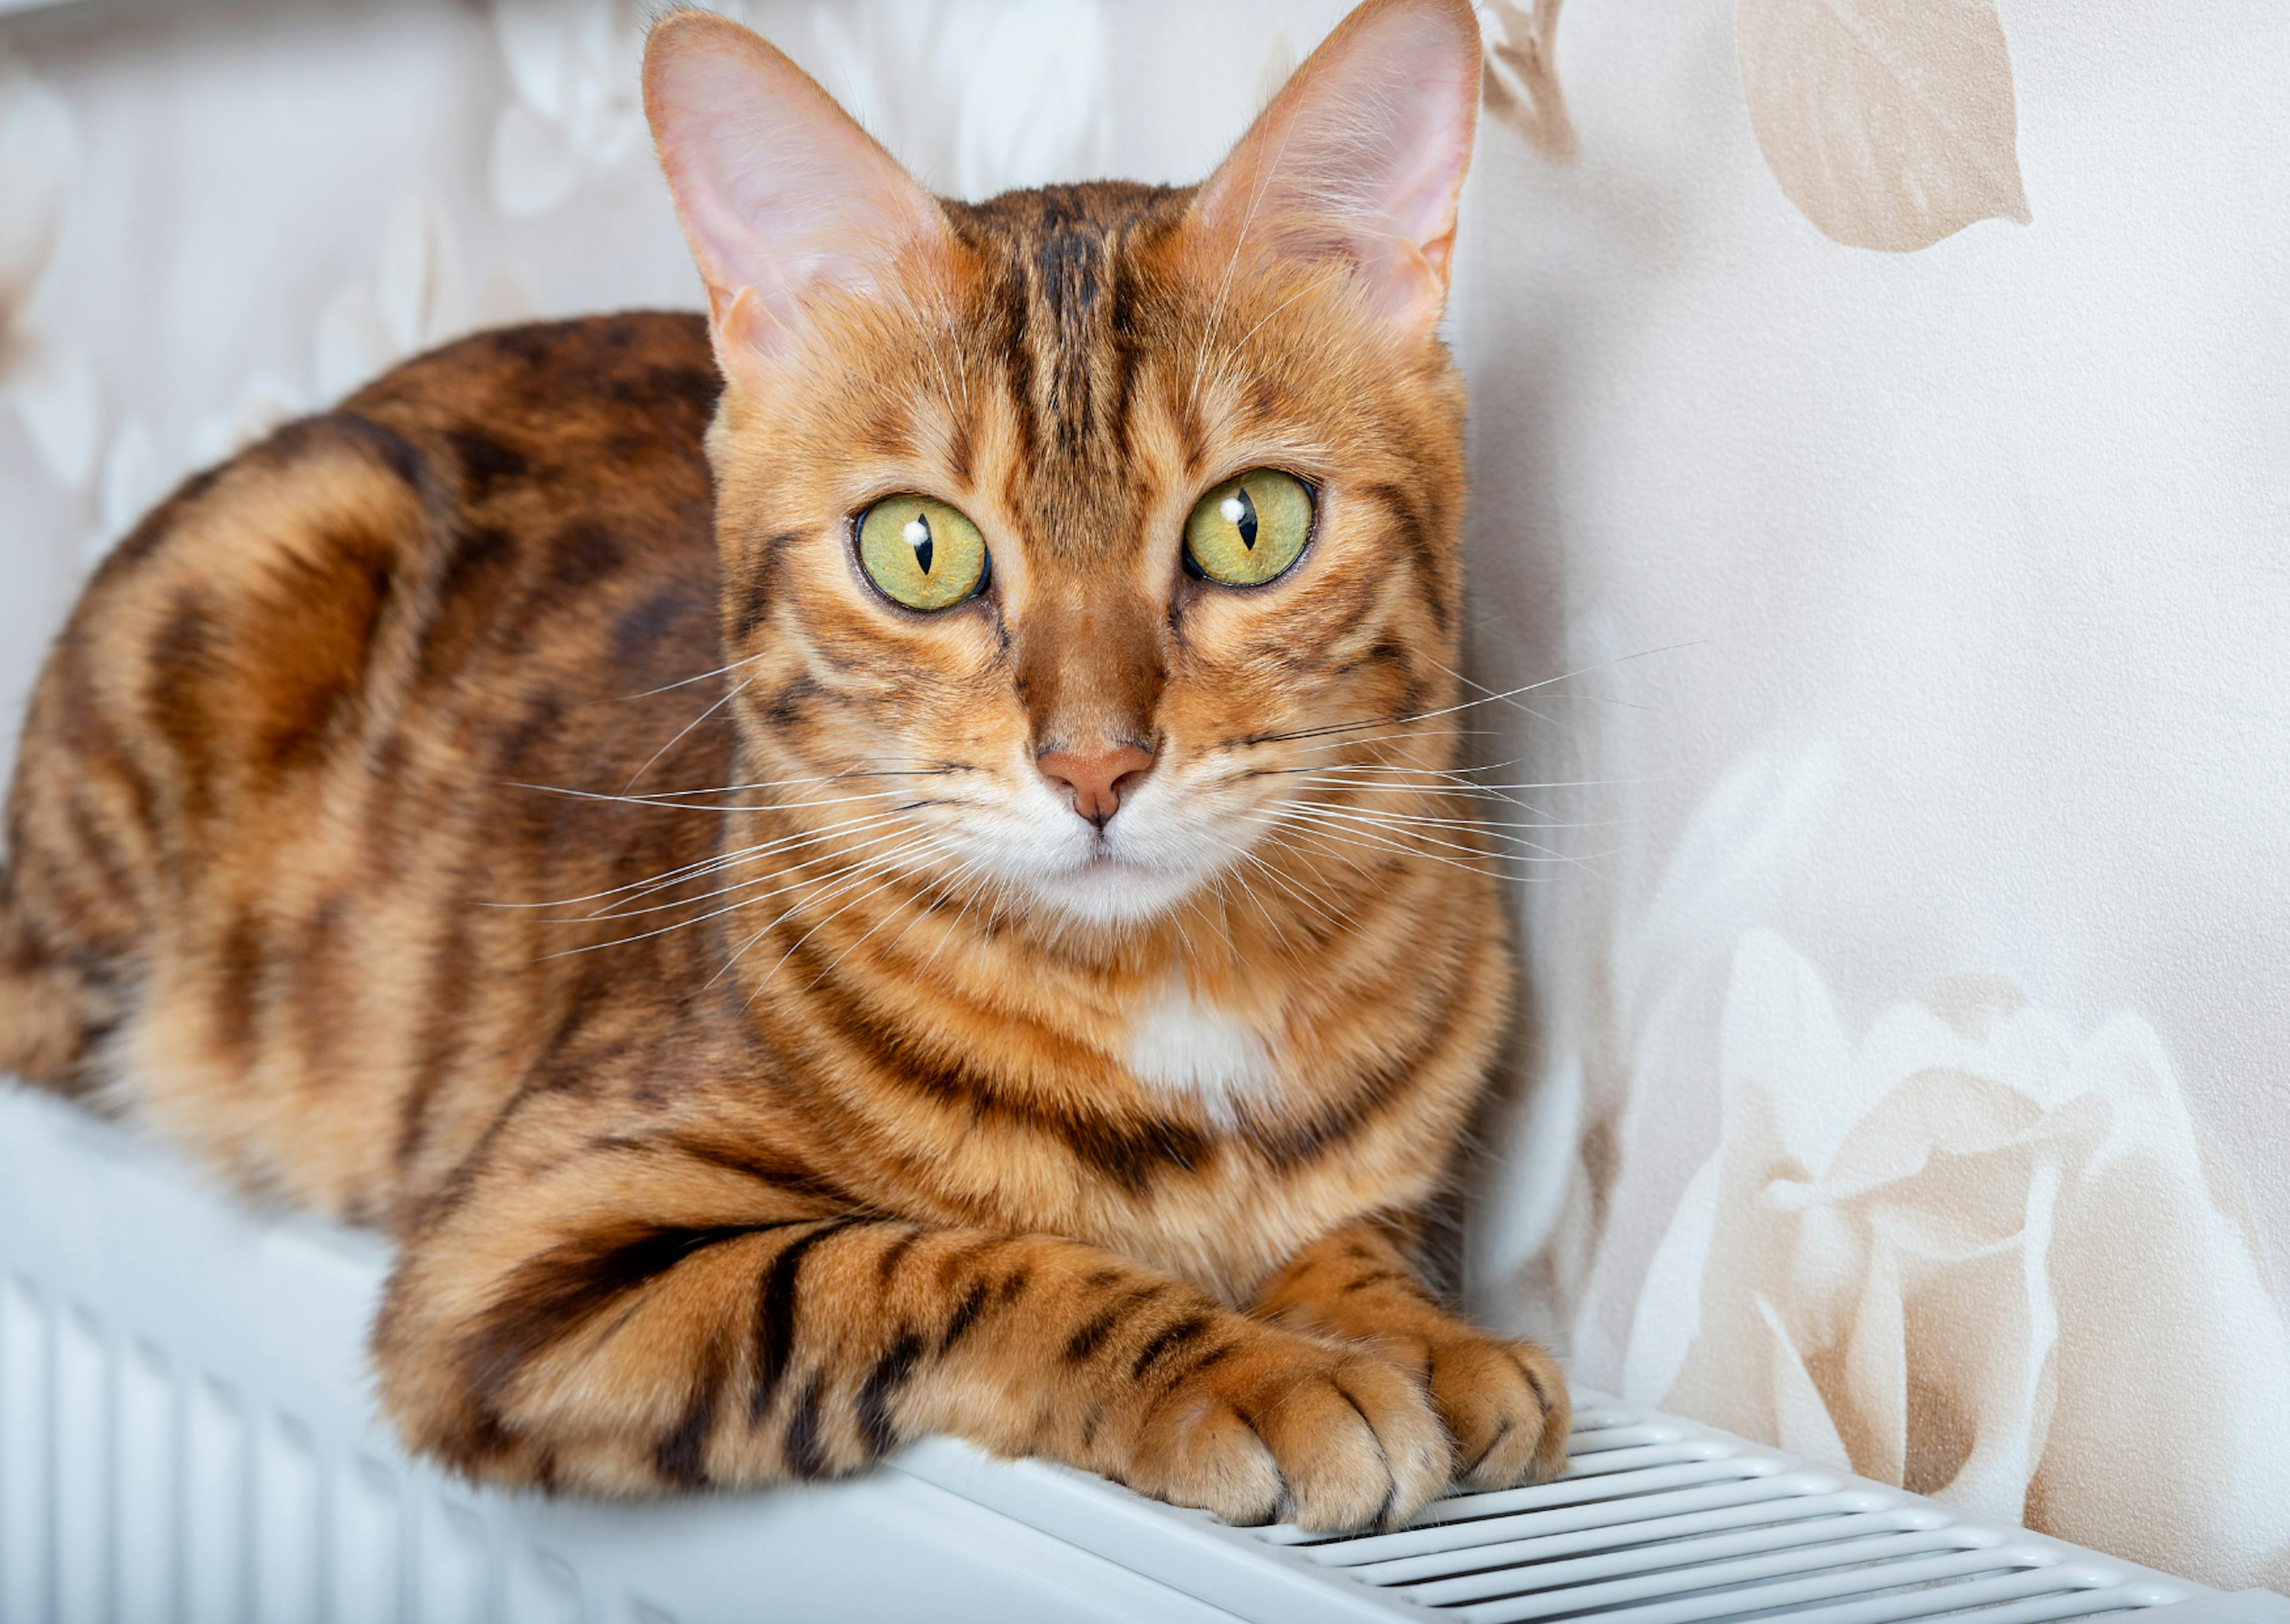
[1,0,2282,1589]
[1453,0,2290,1589]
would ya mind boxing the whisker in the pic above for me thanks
[579,818,930,921]
[617,765,960,802]
[611,649,768,701]
[530,845,899,962]
[1283,795,1613,833]
[1244,807,1546,884]
[1243,643,1704,748]
[622,677,752,792]
[705,826,963,990]
[705,848,923,991]
[1276,727,1494,754]
[484,807,927,910]
[1230,844,1351,934]
[870,850,991,971]
[738,839,961,1002]
[501,782,942,816]
[1272,798,1596,863]
[802,841,976,988]
[1288,768,1655,791]
[1432,656,1654,715]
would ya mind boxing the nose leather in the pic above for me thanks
[1036,744,1155,828]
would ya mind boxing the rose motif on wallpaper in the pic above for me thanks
[314,190,488,402]
[489,0,653,217]
[488,1,1112,216]
[1481,0,2035,248]
[810,0,1109,201]
[0,47,97,494]
[83,189,525,566]
[1627,930,2290,1588]
[1483,1,1577,160]
[1737,0,2032,250]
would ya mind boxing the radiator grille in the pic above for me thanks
[2,1081,2267,1624]
[1231,1401,2193,1624]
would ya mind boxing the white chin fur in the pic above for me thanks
[949,781,1243,932]
[1017,854,1211,929]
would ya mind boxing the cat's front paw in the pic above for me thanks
[1124,1330,1452,1533]
[1398,1332,1570,1491]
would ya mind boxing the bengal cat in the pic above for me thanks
[0,0,1566,1531]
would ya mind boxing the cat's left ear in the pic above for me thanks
[642,11,951,372]
[1189,0,1481,337]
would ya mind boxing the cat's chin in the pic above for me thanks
[1018,853,1206,934]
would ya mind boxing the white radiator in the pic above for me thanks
[2,1081,2283,1624]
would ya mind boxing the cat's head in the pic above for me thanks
[643,0,1481,936]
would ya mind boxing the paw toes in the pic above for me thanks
[1134,1396,1286,1524]
[1133,1332,1465,1534]
[1336,1363,1451,1529]
[1512,1343,1572,1481]
[1428,1337,1571,1491]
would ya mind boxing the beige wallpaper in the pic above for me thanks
[1455,0,2290,1588]
[0,0,2282,1588]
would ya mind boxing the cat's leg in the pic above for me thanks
[374,1115,1453,1531]
[0,671,146,1098]
[0,866,114,1093]
[1254,1218,1570,1492]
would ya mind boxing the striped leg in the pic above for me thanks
[1255,1218,1570,1491]
[373,1115,1452,1531]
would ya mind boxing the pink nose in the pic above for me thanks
[1036,744,1155,828]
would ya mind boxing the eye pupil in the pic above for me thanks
[1220,490,1258,550]
[1184,469,1308,587]
[903,513,934,575]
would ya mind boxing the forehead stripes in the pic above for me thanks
[945,184,1187,506]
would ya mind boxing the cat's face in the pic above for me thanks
[646,1,1480,934]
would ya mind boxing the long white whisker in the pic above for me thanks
[612,649,768,701]
[1273,799,1585,864]
[581,819,930,921]
[623,678,751,792]
[742,841,959,1002]
[1245,808,1536,884]
[616,765,958,801]
[710,834,960,994]
[803,841,975,988]
[487,806,928,911]
[532,846,894,962]
[1432,656,1655,715]
[1231,844,1350,934]
[503,782,939,816]
[1252,643,1705,747]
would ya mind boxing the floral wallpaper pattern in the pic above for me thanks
[1,0,2283,1590]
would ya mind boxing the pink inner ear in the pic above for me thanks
[1195,0,1481,327]
[643,16,943,341]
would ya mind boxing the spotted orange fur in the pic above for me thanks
[0,0,1566,1530]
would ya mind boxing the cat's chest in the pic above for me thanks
[1118,974,1283,1126]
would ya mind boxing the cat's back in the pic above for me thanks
[1,312,738,1220]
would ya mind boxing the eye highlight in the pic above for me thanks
[1183,469,1314,587]
[856,494,989,611]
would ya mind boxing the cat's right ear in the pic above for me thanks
[642,11,949,376]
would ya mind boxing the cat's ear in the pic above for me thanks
[1190,0,1481,336]
[642,11,949,370]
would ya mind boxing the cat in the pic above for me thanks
[0,0,1565,1532]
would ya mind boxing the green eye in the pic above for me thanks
[857,494,989,611]
[1183,469,1314,587]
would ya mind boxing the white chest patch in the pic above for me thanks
[1123,976,1280,1127]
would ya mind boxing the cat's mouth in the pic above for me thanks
[1072,846,1153,879]
[1016,836,1205,928]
